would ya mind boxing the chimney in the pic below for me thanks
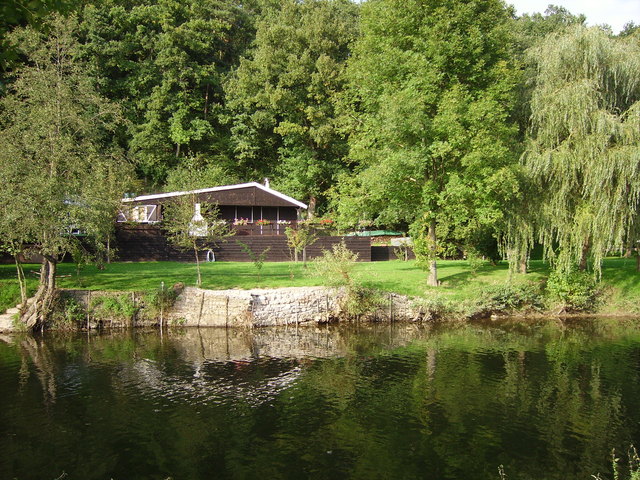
[189,203,207,237]
[264,178,270,188]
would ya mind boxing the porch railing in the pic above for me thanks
[231,222,294,236]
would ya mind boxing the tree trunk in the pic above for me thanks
[637,246,640,273]
[518,254,527,274]
[294,249,299,263]
[578,239,591,271]
[427,218,438,287]
[302,247,307,266]
[307,196,316,218]
[21,256,58,331]
[14,255,27,306]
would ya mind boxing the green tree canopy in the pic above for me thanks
[334,0,520,285]
[79,0,256,186]
[518,26,640,275]
[0,14,133,328]
[225,0,359,214]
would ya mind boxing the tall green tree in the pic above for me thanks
[0,0,80,84]
[225,0,359,214]
[0,14,132,329]
[163,155,239,192]
[334,0,520,286]
[79,0,256,186]
[516,26,640,276]
[515,5,586,49]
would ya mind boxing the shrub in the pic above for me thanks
[340,284,383,319]
[480,281,545,312]
[90,294,137,325]
[50,297,86,329]
[546,270,598,312]
[414,295,460,320]
[466,248,486,276]
[313,241,358,288]
[149,285,178,312]
[313,242,384,319]
[141,285,179,321]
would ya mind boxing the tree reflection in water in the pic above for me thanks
[0,319,639,480]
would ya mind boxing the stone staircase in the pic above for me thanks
[0,306,19,331]
[0,299,34,332]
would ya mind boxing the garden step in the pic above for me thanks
[0,298,35,331]
[0,312,16,331]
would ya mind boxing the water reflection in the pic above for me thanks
[0,319,639,480]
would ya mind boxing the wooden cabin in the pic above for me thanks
[114,182,371,262]
[118,182,307,236]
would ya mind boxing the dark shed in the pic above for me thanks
[117,182,307,236]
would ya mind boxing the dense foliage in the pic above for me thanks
[0,0,639,322]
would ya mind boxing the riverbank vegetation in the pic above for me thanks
[1,256,638,319]
[0,1,638,328]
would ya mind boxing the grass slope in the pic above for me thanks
[0,257,638,315]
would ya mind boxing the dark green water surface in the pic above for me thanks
[1,318,640,480]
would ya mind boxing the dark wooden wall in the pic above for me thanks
[371,246,415,261]
[115,224,371,262]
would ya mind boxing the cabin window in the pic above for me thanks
[279,208,297,221]
[121,205,159,223]
[236,206,252,222]
[219,206,235,221]
[262,207,277,222]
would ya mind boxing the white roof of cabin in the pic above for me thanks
[122,182,308,209]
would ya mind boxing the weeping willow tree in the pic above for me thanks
[515,26,640,276]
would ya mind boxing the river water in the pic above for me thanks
[1,318,639,479]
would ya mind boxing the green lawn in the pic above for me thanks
[0,257,638,314]
[0,259,536,296]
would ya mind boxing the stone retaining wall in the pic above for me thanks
[50,286,428,330]
[167,286,426,327]
[167,287,343,327]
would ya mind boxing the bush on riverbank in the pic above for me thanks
[413,279,547,320]
[546,270,599,312]
[90,294,137,327]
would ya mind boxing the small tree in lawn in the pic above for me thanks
[313,241,380,319]
[238,242,271,281]
[313,241,358,288]
[285,222,317,265]
[162,193,232,287]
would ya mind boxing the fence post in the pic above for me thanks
[225,296,229,328]
[86,290,91,330]
[325,295,329,323]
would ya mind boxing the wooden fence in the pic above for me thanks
[114,224,371,262]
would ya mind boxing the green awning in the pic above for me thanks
[345,230,404,237]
